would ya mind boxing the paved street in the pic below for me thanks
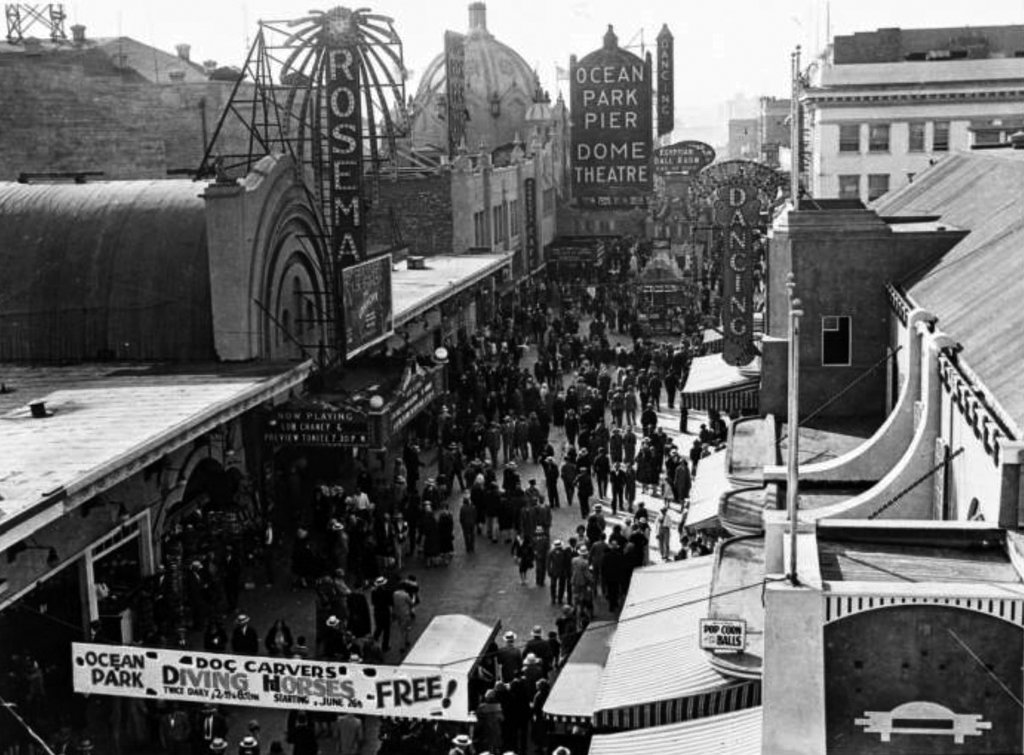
[135,330,700,753]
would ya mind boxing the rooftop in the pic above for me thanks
[777,416,879,467]
[0,361,309,548]
[817,523,1021,584]
[391,253,511,326]
[706,536,765,679]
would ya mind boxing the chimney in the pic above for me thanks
[70,24,86,44]
[175,43,191,62]
[468,2,487,33]
[203,59,218,73]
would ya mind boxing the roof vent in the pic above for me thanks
[70,24,86,44]
[175,43,191,62]
[407,256,426,270]
[29,401,51,419]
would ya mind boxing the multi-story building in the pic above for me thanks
[758,97,791,168]
[801,25,1024,200]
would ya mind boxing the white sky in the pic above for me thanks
[68,0,1024,124]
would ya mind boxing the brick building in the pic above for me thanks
[0,27,248,179]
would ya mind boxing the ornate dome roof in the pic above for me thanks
[410,3,539,153]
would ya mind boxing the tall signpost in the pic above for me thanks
[325,8,365,270]
[569,25,653,209]
[786,274,803,584]
[698,160,782,366]
[656,24,674,140]
[444,31,468,159]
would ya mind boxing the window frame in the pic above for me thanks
[907,122,926,153]
[821,315,852,367]
[838,123,861,153]
[867,173,890,201]
[933,121,950,152]
[837,174,860,200]
[868,123,891,153]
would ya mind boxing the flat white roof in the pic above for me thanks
[392,253,511,325]
[817,58,1024,87]
[0,362,310,549]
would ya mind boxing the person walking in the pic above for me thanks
[560,455,577,512]
[576,469,593,520]
[656,506,673,562]
[511,531,534,585]
[458,495,477,554]
[547,540,571,605]
[532,527,550,587]
[370,577,393,653]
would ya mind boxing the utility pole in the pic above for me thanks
[790,46,801,207]
[786,273,803,585]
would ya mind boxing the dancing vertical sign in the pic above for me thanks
[699,160,781,366]
[444,31,467,159]
[656,24,673,138]
[325,8,364,267]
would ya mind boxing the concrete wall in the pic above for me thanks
[764,208,956,419]
[0,50,249,179]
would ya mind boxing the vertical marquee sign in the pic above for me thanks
[325,8,365,268]
[341,254,394,360]
[569,25,653,208]
[523,177,538,271]
[698,160,781,366]
[656,24,673,138]
[444,31,467,159]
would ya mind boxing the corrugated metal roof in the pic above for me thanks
[0,180,213,362]
[594,558,733,713]
[872,151,1024,432]
[588,707,762,755]
[544,620,616,722]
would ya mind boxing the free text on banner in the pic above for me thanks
[72,643,470,721]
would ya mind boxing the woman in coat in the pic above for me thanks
[420,503,441,567]
[265,618,294,656]
[511,532,535,585]
[437,503,455,565]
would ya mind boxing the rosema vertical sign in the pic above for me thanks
[325,8,365,267]
[523,177,538,271]
[698,160,781,366]
[444,31,467,158]
[341,254,394,360]
[656,24,674,138]
[569,25,653,208]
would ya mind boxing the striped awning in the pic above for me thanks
[591,557,761,730]
[544,621,616,725]
[589,706,763,755]
[702,329,724,355]
[681,355,760,413]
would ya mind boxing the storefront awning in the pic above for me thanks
[544,620,617,725]
[589,707,763,755]
[682,449,731,531]
[702,328,724,354]
[681,355,760,413]
[592,557,760,730]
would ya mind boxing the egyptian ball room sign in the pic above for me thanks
[570,25,653,208]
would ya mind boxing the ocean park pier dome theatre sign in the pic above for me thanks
[698,160,781,366]
[570,25,653,209]
[73,643,472,722]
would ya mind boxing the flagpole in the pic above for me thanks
[786,274,803,585]
[790,46,801,207]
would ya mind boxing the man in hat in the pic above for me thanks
[524,625,554,675]
[546,540,572,605]
[370,576,394,653]
[237,735,259,755]
[586,504,607,544]
[231,614,259,655]
[532,526,550,587]
[541,454,560,508]
[192,703,227,755]
[495,631,523,682]
[160,703,192,755]
[451,733,474,755]
[474,689,504,754]
[323,616,347,659]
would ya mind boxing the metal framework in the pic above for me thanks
[197,7,408,357]
[5,3,66,43]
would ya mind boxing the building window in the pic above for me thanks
[973,130,1002,147]
[838,175,860,200]
[473,210,487,246]
[838,124,860,153]
[492,206,503,244]
[867,174,890,201]
[908,122,925,152]
[509,199,520,237]
[542,188,555,216]
[868,123,890,153]
[933,121,950,151]
[822,315,851,366]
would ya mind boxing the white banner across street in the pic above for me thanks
[72,643,471,721]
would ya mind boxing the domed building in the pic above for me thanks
[409,2,540,155]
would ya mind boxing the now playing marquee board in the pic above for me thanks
[73,643,470,721]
